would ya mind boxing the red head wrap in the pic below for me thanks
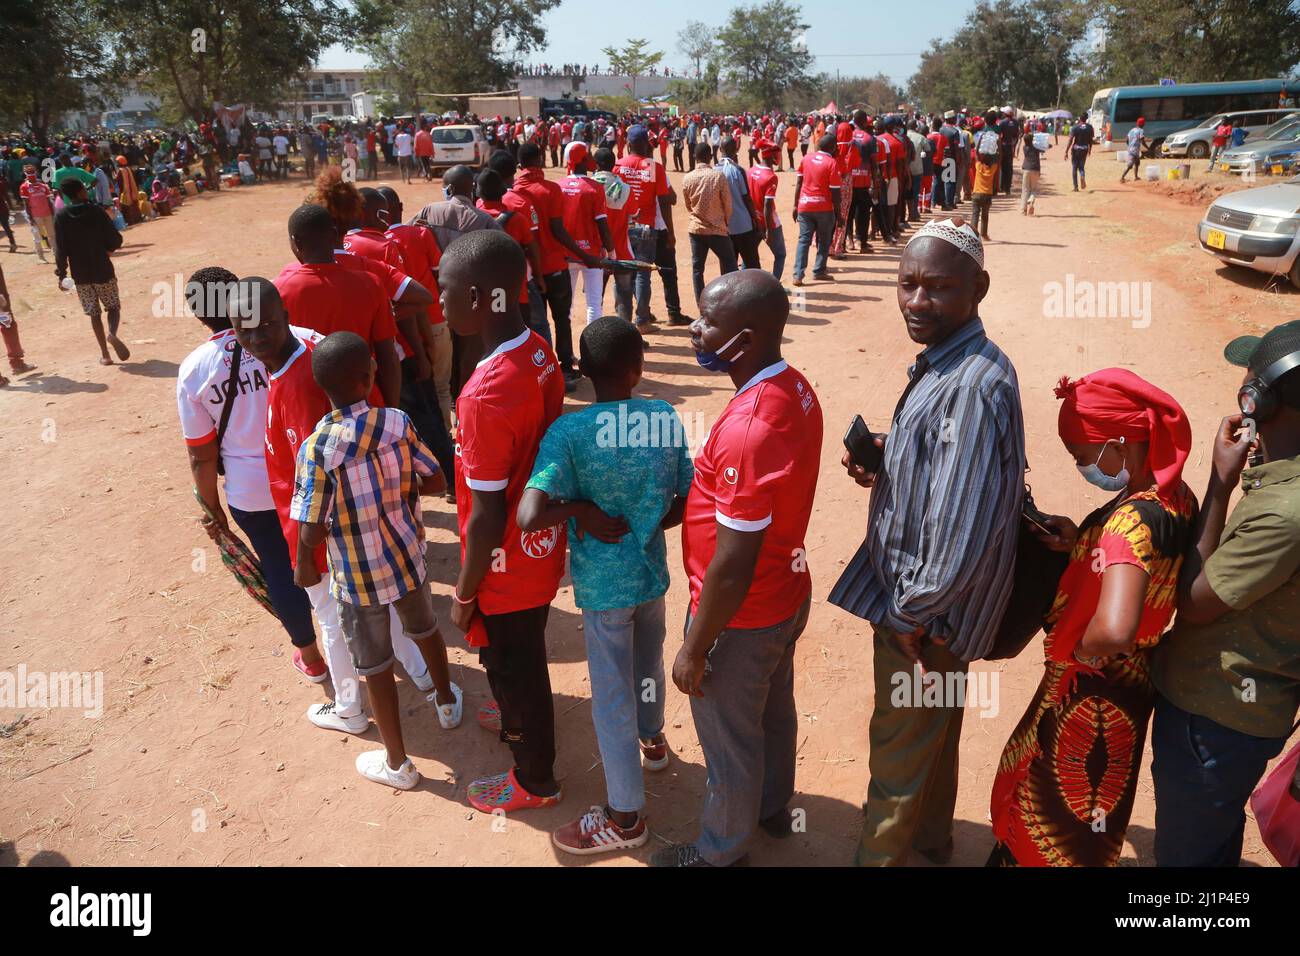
[1055,368,1191,500]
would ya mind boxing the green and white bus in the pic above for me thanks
[1089,79,1300,151]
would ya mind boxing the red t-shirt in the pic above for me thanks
[926,131,946,172]
[835,121,856,176]
[384,222,444,325]
[512,167,568,275]
[273,259,394,405]
[414,129,433,157]
[747,165,779,230]
[264,334,330,573]
[477,197,532,302]
[885,132,907,179]
[333,246,414,357]
[19,179,54,218]
[454,328,567,615]
[548,124,561,146]
[558,173,608,260]
[601,186,632,260]
[613,154,669,226]
[851,129,876,187]
[797,151,842,213]
[681,362,824,629]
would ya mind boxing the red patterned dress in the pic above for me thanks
[988,484,1197,866]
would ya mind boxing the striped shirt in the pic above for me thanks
[290,401,439,606]
[828,318,1024,661]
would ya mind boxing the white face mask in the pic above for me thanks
[1077,439,1130,492]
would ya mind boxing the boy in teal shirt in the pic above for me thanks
[519,317,693,855]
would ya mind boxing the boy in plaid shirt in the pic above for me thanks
[292,331,462,790]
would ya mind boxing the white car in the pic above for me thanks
[1199,179,1300,287]
[430,125,488,171]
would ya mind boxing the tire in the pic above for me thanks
[1188,141,1209,159]
[1288,254,1300,291]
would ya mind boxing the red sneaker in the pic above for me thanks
[467,768,561,814]
[552,807,649,856]
[293,648,328,683]
[640,734,669,771]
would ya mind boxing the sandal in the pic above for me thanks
[467,768,561,814]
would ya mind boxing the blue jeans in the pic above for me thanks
[1150,695,1288,867]
[793,211,834,279]
[1071,146,1089,188]
[766,224,787,281]
[582,596,667,813]
[228,505,316,648]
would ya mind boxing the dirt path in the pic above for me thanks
[1,150,1294,867]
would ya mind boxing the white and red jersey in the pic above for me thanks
[796,151,842,214]
[850,128,875,187]
[384,222,444,325]
[747,165,779,231]
[176,325,317,512]
[682,361,823,629]
[558,173,608,259]
[613,153,669,226]
[264,334,331,572]
[338,235,417,356]
[454,328,567,616]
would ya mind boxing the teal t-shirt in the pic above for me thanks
[527,398,694,611]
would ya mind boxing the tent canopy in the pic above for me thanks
[818,101,838,115]
[1041,108,1073,119]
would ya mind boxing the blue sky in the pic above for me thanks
[318,0,982,87]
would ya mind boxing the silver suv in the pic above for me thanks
[1199,179,1300,287]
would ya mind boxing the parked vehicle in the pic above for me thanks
[1198,179,1300,288]
[429,125,488,171]
[1090,79,1300,151]
[1162,109,1298,159]
[1216,126,1300,175]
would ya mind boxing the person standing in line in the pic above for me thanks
[681,143,737,304]
[749,142,786,282]
[717,136,761,270]
[829,219,1024,867]
[654,270,823,867]
[791,133,842,287]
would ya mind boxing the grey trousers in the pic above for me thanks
[687,597,810,865]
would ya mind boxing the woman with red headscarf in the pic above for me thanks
[988,368,1198,866]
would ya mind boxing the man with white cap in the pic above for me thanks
[829,217,1025,866]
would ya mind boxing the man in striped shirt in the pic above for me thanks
[828,218,1024,866]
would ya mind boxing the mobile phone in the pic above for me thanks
[1022,498,1055,536]
[843,415,883,473]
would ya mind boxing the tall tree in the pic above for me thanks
[602,38,664,100]
[716,0,815,108]
[354,0,558,114]
[0,1,114,144]
[677,22,715,79]
[98,0,348,123]
[1092,0,1300,86]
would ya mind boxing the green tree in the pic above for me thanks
[677,22,715,79]
[0,2,114,144]
[602,38,664,101]
[1092,0,1300,86]
[355,0,558,115]
[96,0,347,124]
[716,0,815,108]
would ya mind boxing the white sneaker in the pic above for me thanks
[428,682,463,729]
[410,669,434,693]
[306,701,369,735]
[355,749,420,789]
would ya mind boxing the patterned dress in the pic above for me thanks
[988,484,1196,866]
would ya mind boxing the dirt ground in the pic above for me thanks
[1,145,1296,868]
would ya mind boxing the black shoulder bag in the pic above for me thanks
[214,341,243,476]
[984,482,1070,661]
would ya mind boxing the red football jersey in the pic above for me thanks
[454,328,566,615]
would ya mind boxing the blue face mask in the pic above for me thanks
[695,328,748,372]
[1077,440,1130,492]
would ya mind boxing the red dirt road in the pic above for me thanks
[1,150,1295,867]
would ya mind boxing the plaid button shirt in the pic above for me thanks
[290,401,439,606]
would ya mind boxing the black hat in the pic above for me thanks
[1224,320,1300,377]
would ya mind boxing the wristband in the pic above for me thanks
[452,589,477,606]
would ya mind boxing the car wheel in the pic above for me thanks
[1188,141,1209,159]
[1288,254,1300,291]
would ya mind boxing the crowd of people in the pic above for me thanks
[4,88,1295,869]
[515,63,691,77]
